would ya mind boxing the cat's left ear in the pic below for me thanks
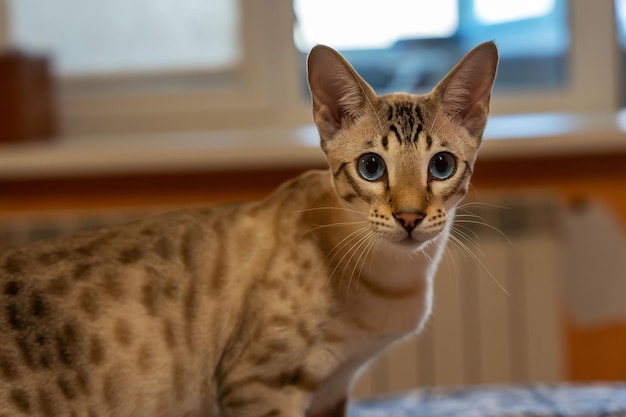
[307,45,378,141]
[431,41,499,138]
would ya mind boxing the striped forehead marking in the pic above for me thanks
[386,102,425,147]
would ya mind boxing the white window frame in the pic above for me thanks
[0,0,620,137]
[492,0,621,114]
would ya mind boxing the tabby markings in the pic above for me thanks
[103,372,121,409]
[38,387,59,417]
[161,318,177,350]
[154,236,174,260]
[113,319,132,347]
[441,161,472,202]
[209,219,228,294]
[259,410,281,417]
[180,224,207,352]
[4,255,24,275]
[332,162,348,179]
[220,367,320,408]
[172,361,186,401]
[389,124,402,145]
[10,388,31,413]
[388,102,425,146]
[73,262,94,281]
[47,276,71,296]
[142,268,162,317]
[0,355,18,381]
[80,288,100,320]
[31,292,47,318]
[56,322,81,368]
[332,161,361,202]
[137,344,153,373]
[343,170,371,203]
[7,303,26,331]
[37,249,70,266]
[4,280,22,296]
[57,376,78,400]
[118,247,143,265]
[89,335,106,365]
[102,270,124,299]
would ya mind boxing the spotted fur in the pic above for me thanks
[0,42,497,417]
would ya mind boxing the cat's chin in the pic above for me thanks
[393,237,429,251]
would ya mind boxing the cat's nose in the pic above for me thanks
[393,211,425,234]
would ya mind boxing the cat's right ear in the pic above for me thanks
[307,45,377,141]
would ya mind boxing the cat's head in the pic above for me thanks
[308,42,498,250]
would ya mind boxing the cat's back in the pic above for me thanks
[0,170,331,416]
[0,204,246,417]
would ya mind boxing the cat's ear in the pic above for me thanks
[431,41,499,137]
[307,45,378,140]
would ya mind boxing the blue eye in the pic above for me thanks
[429,152,456,180]
[357,153,386,181]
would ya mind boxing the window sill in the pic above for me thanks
[1,112,625,180]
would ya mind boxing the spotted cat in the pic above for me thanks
[0,42,498,416]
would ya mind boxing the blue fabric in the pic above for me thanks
[350,384,626,417]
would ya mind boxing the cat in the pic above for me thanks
[0,41,498,417]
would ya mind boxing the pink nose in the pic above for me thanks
[393,211,425,233]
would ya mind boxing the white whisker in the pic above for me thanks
[448,234,509,296]
[458,201,510,211]
[454,219,511,244]
[442,245,461,290]
[303,220,369,236]
[452,223,480,241]
[326,227,370,278]
[451,225,484,257]
[325,227,370,266]
[345,231,378,303]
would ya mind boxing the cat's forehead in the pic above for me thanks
[376,93,433,147]
[382,94,426,116]
[380,94,431,125]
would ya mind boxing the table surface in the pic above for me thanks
[350,384,626,417]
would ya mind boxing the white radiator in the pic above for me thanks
[353,194,566,398]
[0,194,566,398]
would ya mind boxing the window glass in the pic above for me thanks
[7,0,241,76]
[294,0,458,50]
[615,0,626,105]
[474,0,557,24]
[294,0,569,94]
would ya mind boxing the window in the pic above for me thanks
[294,0,569,94]
[8,0,241,76]
[0,1,620,136]
[615,0,626,105]
[294,0,458,51]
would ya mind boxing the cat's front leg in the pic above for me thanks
[306,397,347,417]
[218,379,312,417]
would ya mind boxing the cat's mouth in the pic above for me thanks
[392,230,441,250]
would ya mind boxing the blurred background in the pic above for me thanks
[1,0,626,399]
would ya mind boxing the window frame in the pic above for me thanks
[0,0,621,137]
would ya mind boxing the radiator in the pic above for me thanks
[0,194,566,397]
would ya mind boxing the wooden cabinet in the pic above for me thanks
[0,51,56,143]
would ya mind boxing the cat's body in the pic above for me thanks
[0,43,497,417]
